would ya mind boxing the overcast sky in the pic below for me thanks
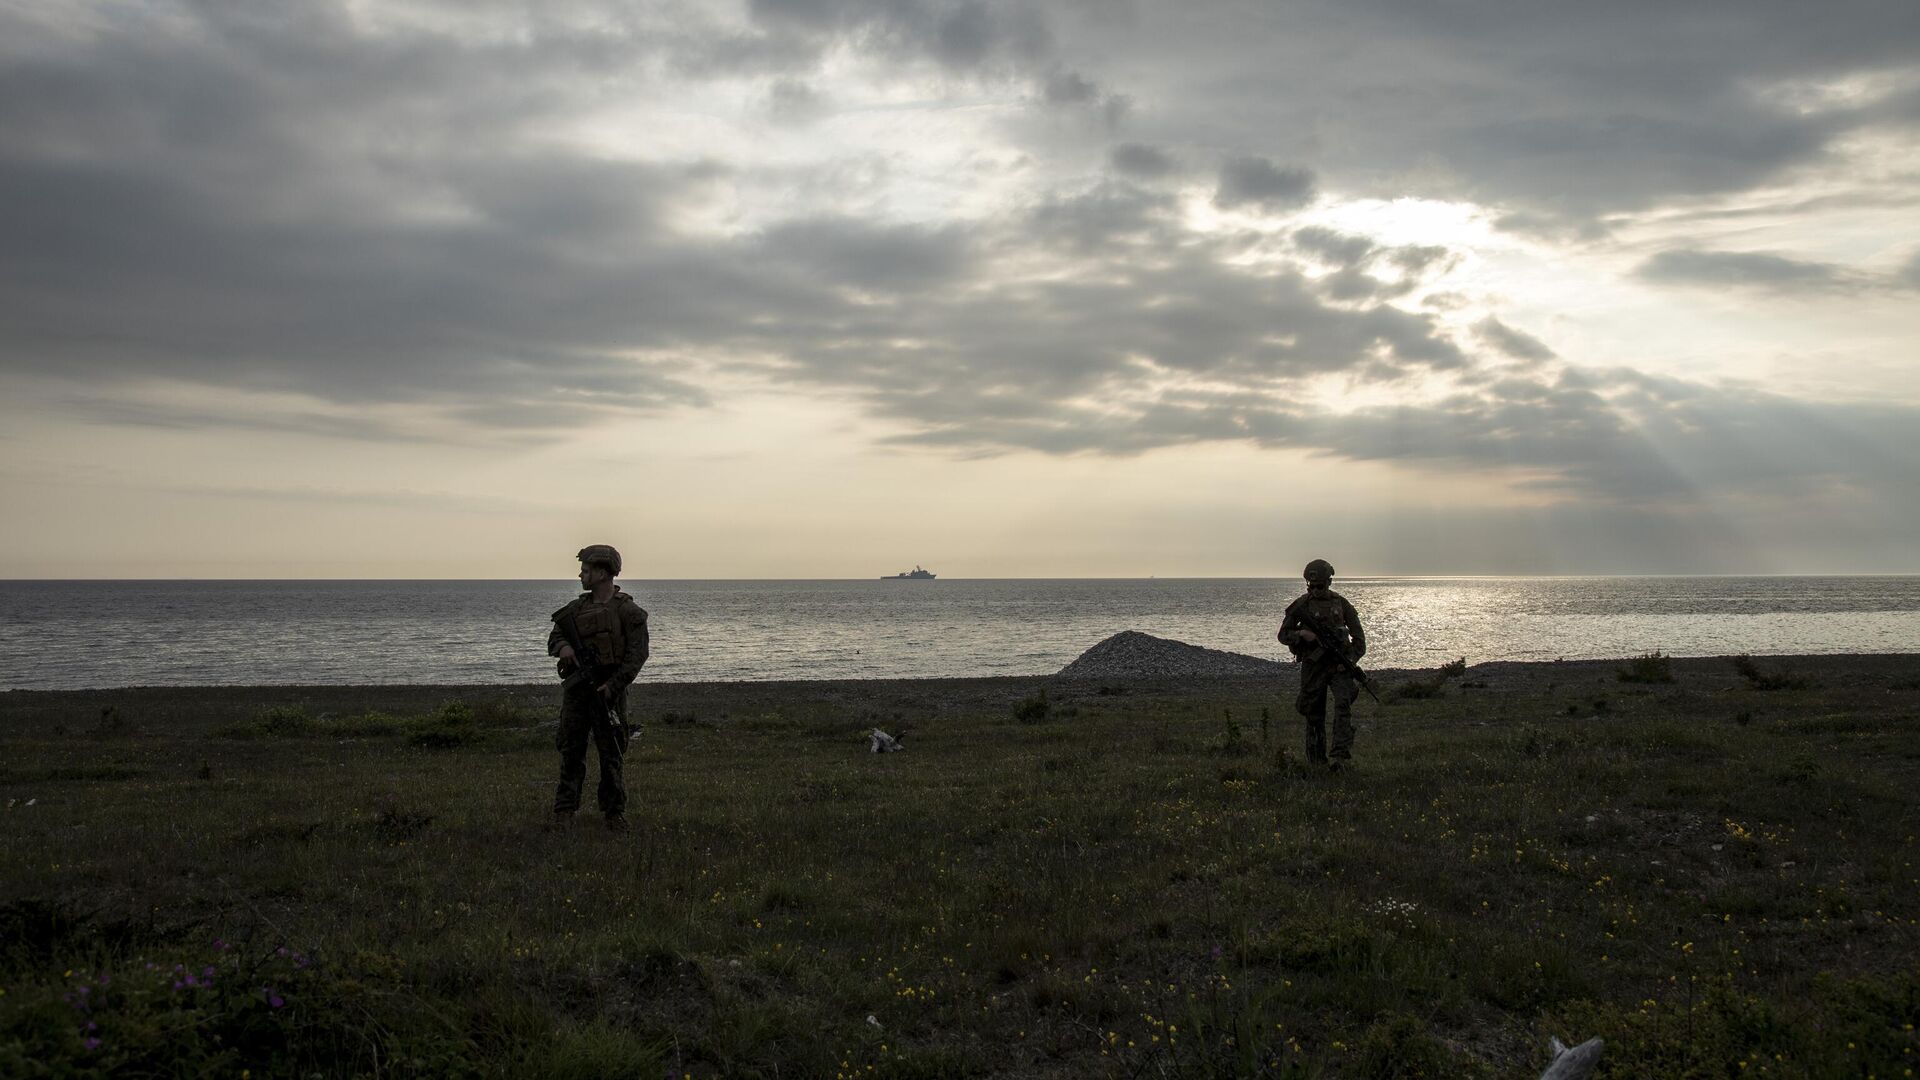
[3,0,1917,577]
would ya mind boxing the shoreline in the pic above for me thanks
[5,650,1918,696]
[5,653,1915,738]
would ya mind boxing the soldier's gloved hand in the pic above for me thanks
[558,644,577,664]
[1297,628,1318,643]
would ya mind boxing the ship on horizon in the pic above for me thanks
[882,566,937,580]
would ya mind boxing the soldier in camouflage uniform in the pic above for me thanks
[548,545,650,831]
[1277,559,1368,767]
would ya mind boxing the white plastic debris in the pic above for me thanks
[868,729,904,753]
[1540,1036,1603,1080]
[866,1014,883,1030]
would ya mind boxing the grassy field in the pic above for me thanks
[2,655,1918,1078]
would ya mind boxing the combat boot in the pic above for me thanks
[546,810,575,831]
[605,813,629,833]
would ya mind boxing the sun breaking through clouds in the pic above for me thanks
[2,0,1917,577]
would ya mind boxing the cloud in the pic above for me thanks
[766,78,830,124]
[1108,142,1176,179]
[1042,68,1099,105]
[1021,182,1174,251]
[1292,226,1376,267]
[756,217,972,290]
[745,0,1054,73]
[1474,317,1557,363]
[1214,157,1317,212]
[1635,248,1859,292]
[1050,1,1920,224]
[1290,226,1458,302]
[1,0,1916,535]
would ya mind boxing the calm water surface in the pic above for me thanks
[2,577,1918,690]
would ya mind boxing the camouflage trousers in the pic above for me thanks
[1295,656,1357,763]
[553,682,631,817]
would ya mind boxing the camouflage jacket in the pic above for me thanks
[1278,588,1366,661]
[547,590,650,690]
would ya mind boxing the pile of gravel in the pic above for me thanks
[1056,630,1287,681]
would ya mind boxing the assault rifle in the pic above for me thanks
[1290,605,1383,705]
[551,606,626,742]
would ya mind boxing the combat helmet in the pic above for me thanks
[1303,558,1334,583]
[577,544,622,577]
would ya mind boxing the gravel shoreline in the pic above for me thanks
[3,651,1915,737]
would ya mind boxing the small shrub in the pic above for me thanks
[1774,751,1822,787]
[1390,658,1468,702]
[1214,708,1245,753]
[214,706,315,739]
[1514,723,1578,758]
[1279,918,1379,975]
[332,711,404,737]
[405,700,484,748]
[1733,655,1813,691]
[1352,1013,1456,1079]
[1390,680,1445,702]
[1616,651,1675,684]
[1012,690,1050,723]
[91,706,129,736]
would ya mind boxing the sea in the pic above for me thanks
[3,577,1919,691]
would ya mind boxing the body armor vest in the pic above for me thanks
[572,596,629,668]
[1303,591,1352,646]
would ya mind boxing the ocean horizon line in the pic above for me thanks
[6,572,1920,584]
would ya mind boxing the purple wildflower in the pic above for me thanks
[213,938,229,951]
[82,1037,102,1051]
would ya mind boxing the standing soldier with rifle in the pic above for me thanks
[548,545,650,832]
[1278,559,1373,770]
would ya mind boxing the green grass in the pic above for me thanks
[1614,652,1675,685]
[1,661,1917,1077]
